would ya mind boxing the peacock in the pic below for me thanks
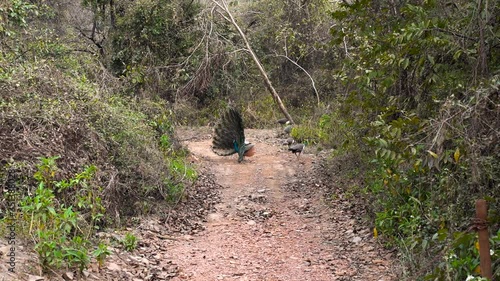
[212,106,255,163]
[283,124,293,135]
[277,117,289,125]
[283,137,295,146]
[288,143,305,158]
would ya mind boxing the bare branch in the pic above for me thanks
[342,27,351,58]
[210,0,295,124]
[431,28,477,41]
[275,54,320,106]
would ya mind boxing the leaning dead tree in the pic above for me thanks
[211,0,295,124]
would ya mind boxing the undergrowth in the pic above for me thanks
[0,0,198,273]
[1,156,106,273]
[318,82,500,280]
[364,87,500,280]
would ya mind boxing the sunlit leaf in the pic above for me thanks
[427,55,435,65]
[453,50,462,60]
[454,147,460,163]
[427,150,438,158]
[379,138,388,147]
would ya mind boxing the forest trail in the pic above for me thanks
[0,128,399,281]
[166,128,399,281]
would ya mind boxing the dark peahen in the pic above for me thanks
[288,143,305,158]
[283,124,293,135]
[277,117,289,125]
[283,137,295,146]
[212,106,255,163]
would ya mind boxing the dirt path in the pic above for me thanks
[166,128,399,281]
[0,128,400,281]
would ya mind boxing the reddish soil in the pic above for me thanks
[165,128,399,281]
[0,128,400,281]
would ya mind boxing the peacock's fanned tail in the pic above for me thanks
[212,106,246,156]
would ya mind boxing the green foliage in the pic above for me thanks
[323,1,500,279]
[122,232,138,252]
[426,229,500,280]
[165,182,185,203]
[169,158,197,182]
[63,236,91,274]
[360,85,497,279]
[86,94,196,211]
[0,3,198,278]
[34,230,65,269]
[164,158,197,202]
[108,0,203,97]
[74,168,105,228]
[330,0,498,116]
[290,123,320,145]
[33,155,60,186]
[318,109,364,154]
[14,157,107,273]
[1,6,195,215]
[147,108,198,202]
[0,0,38,37]
[93,242,111,269]
[246,0,333,68]
[1,0,498,279]
[365,114,433,244]
[243,95,278,128]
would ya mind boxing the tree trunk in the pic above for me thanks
[477,0,488,78]
[110,0,116,29]
[212,0,295,124]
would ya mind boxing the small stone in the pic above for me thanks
[62,271,74,280]
[27,275,45,281]
[0,246,11,255]
[362,246,374,252]
[207,213,223,222]
[107,262,121,271]
[352,236,362,243]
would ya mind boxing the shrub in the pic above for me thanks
[7,157,107,273]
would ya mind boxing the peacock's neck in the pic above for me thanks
[237,143,246,162]
[233,140,239,152]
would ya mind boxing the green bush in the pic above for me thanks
[426,229,500,280]
[122,232,138,252]
[8,157,107,273]
[362,89,500,279]
[93,242,111,269]
[290,123,320,144]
